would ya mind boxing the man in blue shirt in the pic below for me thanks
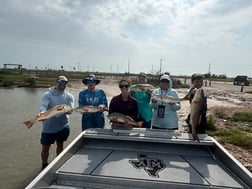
[39,75,74,169]
[78,74,108,131]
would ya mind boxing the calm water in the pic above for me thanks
[0,87,99,189]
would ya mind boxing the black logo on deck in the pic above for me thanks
[129,154,166,178]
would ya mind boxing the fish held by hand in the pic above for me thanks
[151,92,190,104]
[189,88,204,142]
[130,84,155,92]
[107,112,138,128]
[23,104,73,129]
[74,105,108,113]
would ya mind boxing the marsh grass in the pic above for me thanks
[207,111,252,149]
[232,112,252,122]
[210,128,252,148]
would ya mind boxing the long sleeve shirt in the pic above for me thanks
[40,87,74,133]
[109,94,138,121]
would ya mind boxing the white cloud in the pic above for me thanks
[0,0,252,76]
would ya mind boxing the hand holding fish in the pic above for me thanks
[151,97,158,103]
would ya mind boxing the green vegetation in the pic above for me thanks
[210,128,252,149]
[1,69,190,88]
[207,111,252,149]
[206,115,217,131]
[232,112,252,122]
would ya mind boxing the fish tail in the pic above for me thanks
[183,92,191,100]
[23,117,37,129]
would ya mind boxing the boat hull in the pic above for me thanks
[25,128,252,189]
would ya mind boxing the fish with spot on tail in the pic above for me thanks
[151,92,190,104]
[129,84,155,92]
[74,105,108,113]
[189,88,204,142]
[107,112,138,127]
[23,104,73,129]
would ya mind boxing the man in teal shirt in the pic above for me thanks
[130,72,152,128]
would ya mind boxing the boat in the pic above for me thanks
[25,128,252,189]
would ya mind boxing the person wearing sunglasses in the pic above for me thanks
[39,75,74,170]
[78,74,108,131]
[151,74,181,130]
[109,79,139,128]
[129,72,152,128]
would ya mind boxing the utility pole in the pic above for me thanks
[160,58,162,74]
[128,59,130,73]
[208,64,211,86]
[77,62,80,71]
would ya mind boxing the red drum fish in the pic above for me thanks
[23,104,73,129]
[74,105,108,113]
[151,93,190,104]
[129,84,155,92]
[189,88,204,142]
[107,112,138,127]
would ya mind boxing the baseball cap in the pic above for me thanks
[57,75,68,82]
[138,72,147,78]
[160,74,170,81]
[191,74,204,81]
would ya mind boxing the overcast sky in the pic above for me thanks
[0,0,252,77]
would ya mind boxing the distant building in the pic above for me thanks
[4,64,22,72]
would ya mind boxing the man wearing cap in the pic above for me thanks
[151,74,181,130]
[78,74,108,131]
[39,75,74,170]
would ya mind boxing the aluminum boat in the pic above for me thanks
[25,128,252,189]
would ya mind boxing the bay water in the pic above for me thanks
[0,87,92,189]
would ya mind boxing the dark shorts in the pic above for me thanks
[141,120,152,128]
[40,126,70,145]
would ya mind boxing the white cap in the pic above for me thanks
[57,75,68,82]
[160,74,170,81]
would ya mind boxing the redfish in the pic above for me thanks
[107,112,138,127]
[189,88,204,142]
[74,105,108,113]
[23,104,73,129]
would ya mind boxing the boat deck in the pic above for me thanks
[26,128,252,189]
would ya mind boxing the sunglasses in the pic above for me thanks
[86,80,96,85]
[57,80,67,86]
[119,84,129,89]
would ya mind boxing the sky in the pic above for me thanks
[0,0,252,77]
